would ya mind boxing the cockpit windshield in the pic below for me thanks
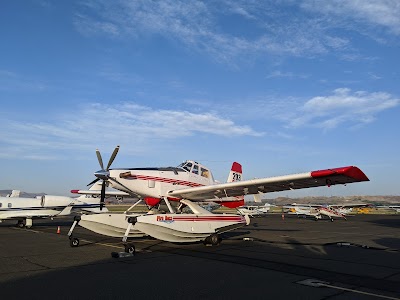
[177,161,213,180]
[177,161,193,172]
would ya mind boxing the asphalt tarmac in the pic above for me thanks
[0,214,399,300]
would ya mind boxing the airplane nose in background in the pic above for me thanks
[94,170,110,180]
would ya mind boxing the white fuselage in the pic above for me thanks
[0,195,106,226]
[317,207,346,219]
[237,204,270,217]
[0,196,72,220]
[108,165,214,199]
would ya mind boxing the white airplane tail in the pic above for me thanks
[225,162,245,207]
[7,190,21,197]
[227,162,242,183]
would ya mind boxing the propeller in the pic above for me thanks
[89,145,120,210]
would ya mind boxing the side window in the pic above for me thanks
[192,164,199,174]
[0,202,2,207]
[201,168,209,178]
[8,203,12,208]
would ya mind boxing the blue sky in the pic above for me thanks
[1,0,399,197]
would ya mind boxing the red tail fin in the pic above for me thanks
[227,162,242,182]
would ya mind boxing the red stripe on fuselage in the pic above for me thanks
[319,207,344,217]
[123,174,204,187]
[172,216,245,222]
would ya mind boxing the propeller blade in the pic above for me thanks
[100,180,106,211]
[108,177,141,199]
[106,145,120,171]
[87,178,100,187]
[96,149,104,170]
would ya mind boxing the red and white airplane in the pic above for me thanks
[285,203,372,221]
[69,146,369,251]
[285,205,347,221]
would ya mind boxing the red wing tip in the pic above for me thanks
[231,162,242,173]
[70,190,79,194]
[311,166,369,182]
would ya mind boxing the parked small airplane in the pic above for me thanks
[377,205,400,213]
[286,205,346,221]
[0,194,75,228]
[0,183,126,228]
[68,146,369,250]
[237,203,273,217]
[285,203,371,221]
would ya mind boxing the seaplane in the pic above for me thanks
[68,145,369,252]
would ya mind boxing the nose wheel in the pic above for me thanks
[124,243,135,254]
[69,236,80,247]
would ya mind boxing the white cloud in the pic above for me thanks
[288,88,400,129]
[266,70,309,79]
[72,0,398,63]
[0,102,262,160]
[301,0,400,35]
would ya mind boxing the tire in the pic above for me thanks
[209,234,220,246]
[70,237,80,247]
[125,244,135,254]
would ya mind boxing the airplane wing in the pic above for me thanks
[0,211,64,219]
[167,166,369,201]
[70,189,129,196]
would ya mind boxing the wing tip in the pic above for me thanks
[311,166,369,182]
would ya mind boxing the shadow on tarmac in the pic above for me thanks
[1,215,400,299]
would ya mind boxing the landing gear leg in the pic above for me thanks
[121,217,137,255]
[68,216,81,247]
